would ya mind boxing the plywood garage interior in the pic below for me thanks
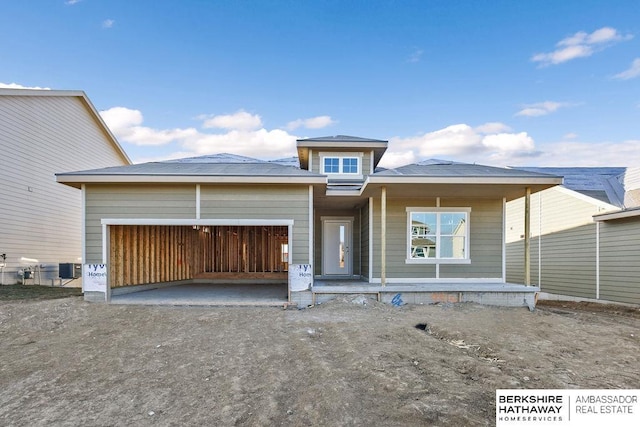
[108,225,288,288]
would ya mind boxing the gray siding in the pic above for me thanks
[599,218,640,305]
[310,150,372,178]
[0,94,128,283]
[371,197,502,280]
[85,184,197,263]
[506,187,640,304]
[201,185,310,264]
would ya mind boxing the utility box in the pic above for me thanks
[59,263,82,279]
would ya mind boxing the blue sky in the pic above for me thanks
[1,0,639,167]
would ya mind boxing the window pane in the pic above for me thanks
[410,213,436,237]
[342,157,358,174]
[411,212,436,258]
[440,236,466,258]
[323,158,339,173]
[441,213,466,235]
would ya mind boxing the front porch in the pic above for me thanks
[310,279,539,310]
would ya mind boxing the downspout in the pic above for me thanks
[524,187,531,286]
[381,186,387,287]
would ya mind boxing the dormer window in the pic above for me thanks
[321,153,362,177]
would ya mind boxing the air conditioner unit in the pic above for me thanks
[59,263,82,279]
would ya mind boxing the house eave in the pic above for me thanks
[593,207,640,221]
[56,174,328,188]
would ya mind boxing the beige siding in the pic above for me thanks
[599,218,640,305]
[200,185,310,264]
[0,94,128,283]
[371,197,502,280]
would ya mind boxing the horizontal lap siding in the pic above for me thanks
[372,198,502,279]
[0,95,127,281]
[200,185,310,264]
[506,188,608,298]
[85,185,196,263]
[599,219,640,305]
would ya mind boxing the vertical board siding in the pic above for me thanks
[108,224,290,288]
[0,95,128,283]
[371,197,502,279]
[200,185,310,264]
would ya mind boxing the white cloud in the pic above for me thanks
[563,132,578,140]
[613,58,640,80]
[531,27,632,66]
[384,123,639,168]
[515,101,572,117]
[102,19,115,29]
[381,124,538,168]
[65,0,82,5]
[202,110,262,131]
[0,82,51,90]
[100,106,198,146]
[100,106,298,159]
[286,115,335,130]
[474,122,511,134]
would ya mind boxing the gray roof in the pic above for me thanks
[513,167,626,206]
[297,135,387,143]
[376,161,561,179]
[58,153,321,177]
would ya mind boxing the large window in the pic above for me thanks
[322,155,360,175]
[407,208,470,263]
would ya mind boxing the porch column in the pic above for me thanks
[381,186,387,287]
[524,187,531,286]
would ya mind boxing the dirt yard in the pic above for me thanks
[0,295,638,426]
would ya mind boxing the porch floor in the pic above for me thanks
[310,280,540,309]
[312,280,540,293]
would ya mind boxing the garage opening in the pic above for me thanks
[108,225,289,288]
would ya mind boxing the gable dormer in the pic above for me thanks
[296,135,388,181]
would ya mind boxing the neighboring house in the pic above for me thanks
[0,89,131,285]
[56,135,561,306]
[506,167,640,305]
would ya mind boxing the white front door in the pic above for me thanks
[322,219,352,276]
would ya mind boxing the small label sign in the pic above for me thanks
[289,264,312,291]
[83,264,107,292]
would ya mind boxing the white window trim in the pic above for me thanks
[405,207,471,264]
[319,152,363,179]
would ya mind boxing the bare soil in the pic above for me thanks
[0,296,638,426]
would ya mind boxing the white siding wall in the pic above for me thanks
[0,94,128,284]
